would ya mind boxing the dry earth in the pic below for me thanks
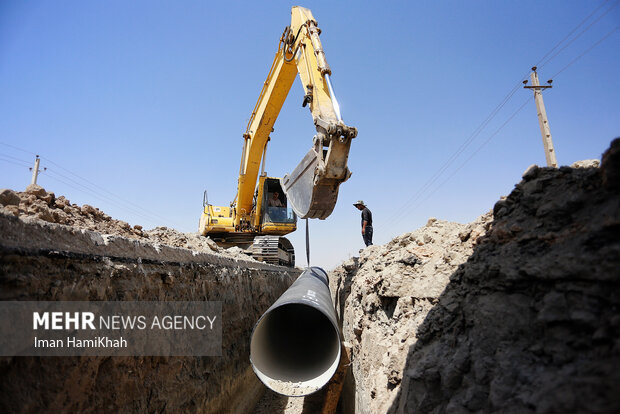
[0,185,254,262]
[1,138,617,413]
[331,213,493,413]
[0,185,298,413]
[331,139,618,413]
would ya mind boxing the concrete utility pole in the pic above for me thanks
[523,66,558,168]
[29,155,46,185]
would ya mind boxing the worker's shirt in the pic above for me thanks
[361,207,372,227]
[269,198,284,207]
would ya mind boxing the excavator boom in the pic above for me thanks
[199,6,356,266]
[236,6,356,222]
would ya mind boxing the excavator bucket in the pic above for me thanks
[281,149,334,219]
[281,124,356,219]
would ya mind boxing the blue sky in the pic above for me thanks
[1,1,619,269]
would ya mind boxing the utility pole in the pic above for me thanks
[29,155,46,185]
[523,66,558,168]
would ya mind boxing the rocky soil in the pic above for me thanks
[0,185,255,261]
[0,184,301,413]
[2,137,617,414]
[331,212,493,413]
[331,139,620,413]
[0,214,298,413]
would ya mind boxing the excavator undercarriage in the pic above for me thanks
[207,232,295,267]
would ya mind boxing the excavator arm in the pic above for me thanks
[235,6,357,226]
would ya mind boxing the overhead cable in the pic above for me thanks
[535,0,613,68]
[538,0,619,69]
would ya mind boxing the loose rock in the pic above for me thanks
[0,189,20,206]
[0,186,258,261]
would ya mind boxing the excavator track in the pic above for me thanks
[252,236,295,267]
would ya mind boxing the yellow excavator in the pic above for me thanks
[199,6,357,266]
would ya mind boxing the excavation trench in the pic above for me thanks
[0,212,301,413]
[2,139,618,414]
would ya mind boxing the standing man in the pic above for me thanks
[353,200,373,247]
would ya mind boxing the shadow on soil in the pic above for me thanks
[383,159,620,413]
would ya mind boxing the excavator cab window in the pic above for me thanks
[263,179,296,224]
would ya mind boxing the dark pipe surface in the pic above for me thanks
[250,266,341,396]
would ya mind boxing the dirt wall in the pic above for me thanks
[331,139,620,413]
[0,213,300,413]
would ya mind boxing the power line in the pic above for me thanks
[384,81,524,230]
[0,152,31,164]
[384,0,618,234]
[42,171,173,228]
[551,24,620,79]
[386,97,532,239]
[0,141,190,231]
[39,156,186,229]
[535,0,613,67]
[416,98,531,211]
[0,142,37,156]
[0,153,32,167]
[44,168,163,225]
[538,0,620,69]
[0,157,32,169]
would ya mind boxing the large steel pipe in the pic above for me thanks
[250,266,341,396]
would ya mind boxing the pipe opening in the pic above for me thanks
[250,303,340,395]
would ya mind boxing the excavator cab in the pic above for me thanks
[250,177,296,266]
[259,177,296,232]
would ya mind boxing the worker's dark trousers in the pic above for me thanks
[363,226,373,246]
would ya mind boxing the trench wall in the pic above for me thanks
[330,140,620,413]
[0,213,300,413]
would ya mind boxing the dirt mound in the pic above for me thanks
[145,226,216,250]
[331,139,619,413]
[331,212,492,413]
[0,185,256,261]
[0,184,145,238]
